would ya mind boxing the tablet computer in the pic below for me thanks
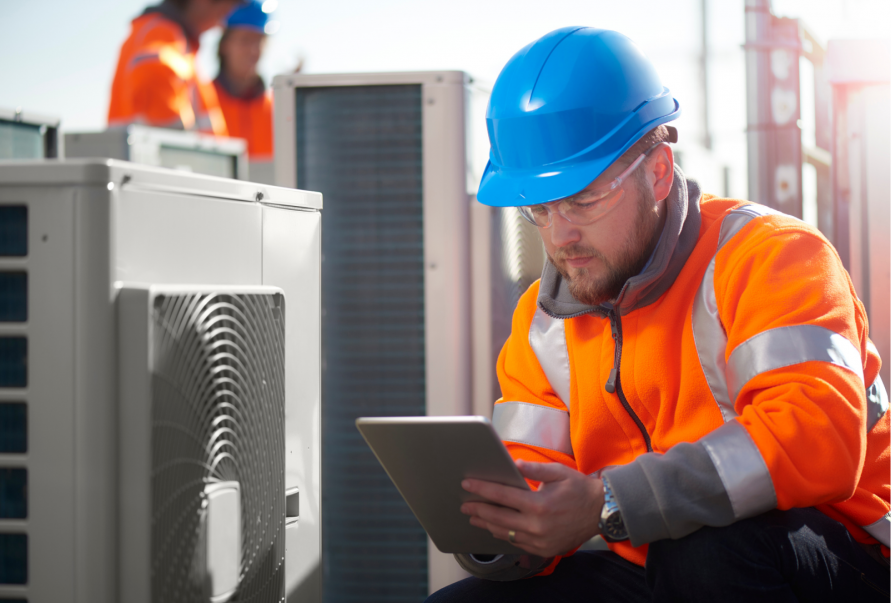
[356,415,530,554]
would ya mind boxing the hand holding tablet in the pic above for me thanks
[356,416,531,554]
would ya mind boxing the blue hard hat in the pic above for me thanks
[226,0,271,32]
[478,27,680,207]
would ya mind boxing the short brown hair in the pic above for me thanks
[616,125,674,168]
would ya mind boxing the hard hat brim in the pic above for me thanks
[477,99,680,208]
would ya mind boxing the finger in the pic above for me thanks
[469,519,545,556]
[515,460,572,484]
[466,500,535,535]
[462,479,534,511]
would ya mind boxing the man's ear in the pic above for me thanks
[650,144,674,202]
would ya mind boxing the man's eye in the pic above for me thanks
[569,199,602,210]
[570,191,614,210]
[530,205,548,215]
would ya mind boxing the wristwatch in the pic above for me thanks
[598,476,629,542]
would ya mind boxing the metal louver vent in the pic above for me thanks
[149,292,285,603]
[296,84,428,602]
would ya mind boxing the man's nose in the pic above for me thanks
[548,211,582,248]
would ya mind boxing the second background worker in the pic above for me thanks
[214,0,275,161]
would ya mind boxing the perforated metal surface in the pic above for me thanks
[498,208,545,309]
[296,84,429,602]
[150,292,285,602]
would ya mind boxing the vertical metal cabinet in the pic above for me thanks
[0,107,62,160]
[64,126,249,181]
[273,71,545,598]
[828,39,891,389]
[0,159,322,603]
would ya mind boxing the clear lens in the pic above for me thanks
[518,205,551,227]
[562,188,625,224]
[515,151,650,228]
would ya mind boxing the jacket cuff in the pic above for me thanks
[604,440,736,547]
[603,460,670,546]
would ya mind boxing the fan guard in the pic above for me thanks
[149,292,285,602]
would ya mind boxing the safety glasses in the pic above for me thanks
[517,150,651,229]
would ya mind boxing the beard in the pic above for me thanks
[548,180,663,306]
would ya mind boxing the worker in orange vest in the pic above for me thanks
[108,0,243,135]
[213,0,274,161]
[428,27,890,602]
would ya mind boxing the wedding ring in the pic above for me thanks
[508,529,516,544]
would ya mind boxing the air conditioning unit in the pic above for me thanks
[64,126,248,180]
[0,159,321,603]
[828,39,891,389]
[0,108,62,160]
[272,70,545,598]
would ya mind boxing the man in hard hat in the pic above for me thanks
[213,0,274,161]
[108,0,243,135]
[429,27,890,602]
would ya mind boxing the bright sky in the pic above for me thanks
[0,0,887,194]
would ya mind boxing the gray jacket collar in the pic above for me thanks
[537,165,702,318]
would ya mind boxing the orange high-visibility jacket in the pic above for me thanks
[493,172,890,570]
[108,6,227,135]
[213,76,273,160]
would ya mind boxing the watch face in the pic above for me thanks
[603,512,627,541]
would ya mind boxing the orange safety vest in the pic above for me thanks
[494,176,890,571]
[108,8,227,136]
[213,76,273,160]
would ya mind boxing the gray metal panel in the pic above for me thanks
[73,185,116,603]
[0,184,80,603]
[116,286,153,603]
[261,205,322,602]
[0,160,321,211]
[111,182,262,287]
[65,127,248,180]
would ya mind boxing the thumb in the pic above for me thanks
[516,460,570,484]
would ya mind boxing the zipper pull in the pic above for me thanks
[605,368,617,393]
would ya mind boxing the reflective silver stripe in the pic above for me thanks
[866,374,889,433]
[700,420,777,520]
[492,401,573,457]
[529,308,571,410]
[692,251,734,421]
[726,325,864,403]
[692,205,779,421]
[863,511,891,547]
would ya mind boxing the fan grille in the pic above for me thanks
[149,292,285,603]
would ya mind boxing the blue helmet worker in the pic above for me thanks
[214,0,275,158]
[427,26,890,603]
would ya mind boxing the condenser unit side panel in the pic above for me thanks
[420,79,474,593]
[64,131,130,162]
[116,286,153,603]
[0,185,78,602]
[295,83,429,603]
[73,186,117,603]
[261,205,322,602]
[112,187,262,287]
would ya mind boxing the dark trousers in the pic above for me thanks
[426,508,889,602]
